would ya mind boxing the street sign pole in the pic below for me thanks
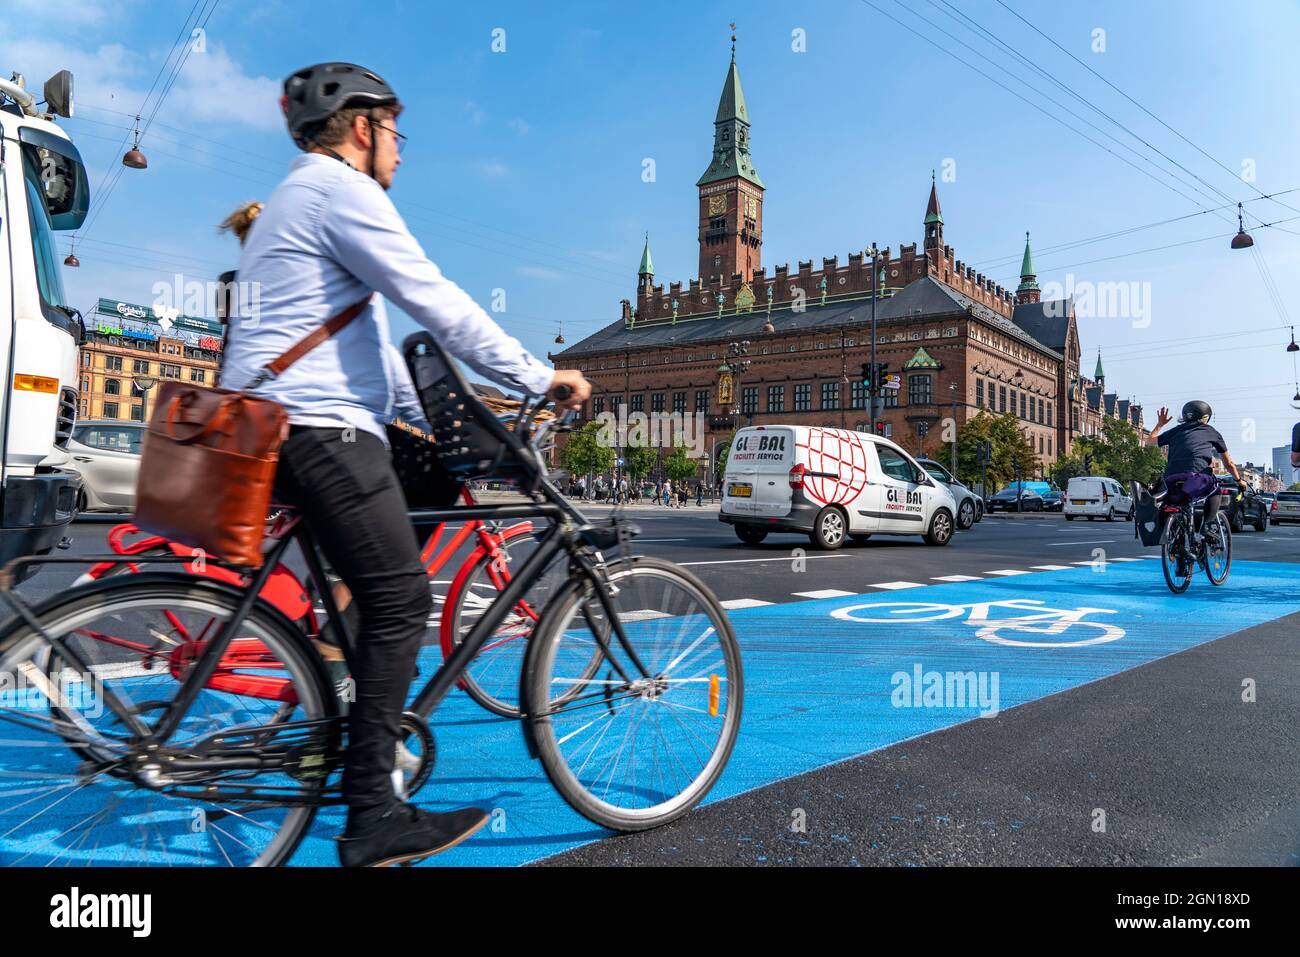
[869,246,878,431]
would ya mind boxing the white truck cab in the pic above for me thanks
[719,424,956,549]
[0,70,87,580]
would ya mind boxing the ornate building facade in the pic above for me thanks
[553,42,1145,477]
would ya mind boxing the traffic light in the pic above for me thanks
[875,421,887,435]
[861,362,872,386]
[861,362,890,387]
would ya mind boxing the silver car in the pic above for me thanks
[1272,490,1300,525]
[66,421,143,512]
[916,458,983,529]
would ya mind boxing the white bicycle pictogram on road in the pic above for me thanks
[830,598,1124,648]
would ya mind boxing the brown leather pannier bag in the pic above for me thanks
[132,297,371,567]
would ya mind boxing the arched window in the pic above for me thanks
[104,379,121,395]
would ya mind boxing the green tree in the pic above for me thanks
[557,421,614,483]
[664,442,701,483]
[1289,482,1300,491]
[623,444,658,485]
[712,430,735,485]
[954,411,1039,490]
[1050,418,1163,488]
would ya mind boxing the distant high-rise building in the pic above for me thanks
[1272,444,1293,486]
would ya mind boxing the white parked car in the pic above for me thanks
[719,425,957,549]
[1063,475,1133,522]
[66,421,144,512]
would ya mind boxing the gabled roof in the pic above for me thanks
[1011,299,1071,350]
[554,275,1062,360]
[1085,386,1103,410]
[1104,392,1118,416]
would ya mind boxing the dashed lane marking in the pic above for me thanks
[792,589,858,599]
[931,575,983,582]
[868,581,926,590]
[1031,565,1073,570]
[720,598,775,609]
[985,569,1030,576]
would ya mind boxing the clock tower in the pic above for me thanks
[697,30,764,286]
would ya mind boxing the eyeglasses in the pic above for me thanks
[371,122,407,155]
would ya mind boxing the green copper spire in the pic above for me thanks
[697,31,764,188]
[638,233,654,276]
[1017,231,1039,292]
[924,171,943,226]
[1094,348,1105,381]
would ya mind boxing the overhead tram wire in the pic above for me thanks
[75,0,209,241]
[933,0,1243,211]
[970,191,1300,271]
[140,0,224,141]
[994,0,1300,219]
[867,0,1234,215]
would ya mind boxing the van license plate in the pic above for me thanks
[1071,499,1089,505]
[728,484,752,498]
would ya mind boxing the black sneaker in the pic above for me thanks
[337,803,489,867]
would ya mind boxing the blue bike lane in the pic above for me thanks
[291,558,1300,865]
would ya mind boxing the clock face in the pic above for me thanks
[708,195,726,216]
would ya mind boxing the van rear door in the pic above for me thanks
[724,427,794,518]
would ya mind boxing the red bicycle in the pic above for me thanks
[76,484,567,717]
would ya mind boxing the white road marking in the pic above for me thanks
[679,555,852,567]
[1072,560,1103,566]
[868,581,926,590]
[1045,540,1115,546]
[636,538,689,542]
[792,589,858,599]
[1030,565,1073,570]
[985,569,1029,576]
[931,574,982,582]
[1108,557,1143,562]
[720,598,775,609]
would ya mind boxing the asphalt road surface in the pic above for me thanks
[7,504,1298,866]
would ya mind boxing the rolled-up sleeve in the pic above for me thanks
[324,179,555,396]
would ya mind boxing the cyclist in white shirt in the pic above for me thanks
[222,63,589,867]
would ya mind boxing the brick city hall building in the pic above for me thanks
[553,43,1145,478]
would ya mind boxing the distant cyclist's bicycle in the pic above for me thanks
[1157,480,1231,594]
[0,334,743,866]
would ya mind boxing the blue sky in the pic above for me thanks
[4,0,1298,466]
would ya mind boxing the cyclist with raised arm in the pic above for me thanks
[221,62,590,867]
[1146,400,1243,538]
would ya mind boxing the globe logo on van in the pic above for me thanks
[802,428,868,505]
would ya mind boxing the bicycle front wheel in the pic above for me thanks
[526,557,743,832]
[0,574,334,867]
[1203,512,1232,585]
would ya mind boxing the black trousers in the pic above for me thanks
[273,426,433,808]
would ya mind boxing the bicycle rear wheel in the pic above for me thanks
[1203,512,1232,585]
[1161,514,1192,594]
[525,557,743,832]
[445,528,593,718]
[0,574,334,867]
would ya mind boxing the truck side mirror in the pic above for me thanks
[43,70,74,118]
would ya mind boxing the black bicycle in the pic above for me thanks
[1159,480,1231,594]
[0,335,743,866]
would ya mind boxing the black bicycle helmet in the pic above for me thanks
[282,62,399,149]
[1181,399,1213,423]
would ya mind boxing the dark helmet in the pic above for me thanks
[282,62,398,148]
[1181,400,1213,423]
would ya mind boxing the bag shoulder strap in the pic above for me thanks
[263,295,373,378]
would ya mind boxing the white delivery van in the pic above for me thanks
[719,425,956,549]
[1063,475,1133,521]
